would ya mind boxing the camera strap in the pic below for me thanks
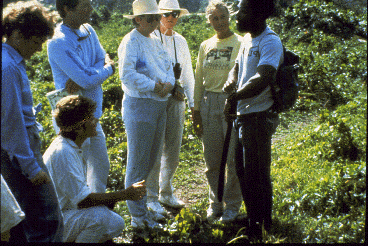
[157,28,178,64]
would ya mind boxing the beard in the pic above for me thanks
[236,20,263,34]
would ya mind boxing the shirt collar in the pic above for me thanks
[59,135,80,150]
[2,43,24,65]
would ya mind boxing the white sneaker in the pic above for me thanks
[131,214,163,230]
[159,195,185,208]
[206,207,223,223]
[219,209,239,223]
[147,201,167,216]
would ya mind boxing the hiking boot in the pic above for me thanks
[147,201,167,216]
[206,207,223,223]
[219,209,239,223]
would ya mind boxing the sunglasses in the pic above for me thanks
[142,14,162,23]
[163,11,180,18]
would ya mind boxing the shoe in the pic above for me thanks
[147,209,166,223]
[206,207,223,223]
[131,214,163,230]
[159,195,185,208]
[147,201,167,216]
[219,209,239,223]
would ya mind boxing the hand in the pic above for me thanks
[223,79,237,94]
[65,78,82,94]
[30,170,50,186]
[155,82,173,97]
[124,180,146,201]
[192,110,203,138]
[224,96,237,122]
[105,54,115,75]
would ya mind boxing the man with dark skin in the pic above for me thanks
[223,0,282,240]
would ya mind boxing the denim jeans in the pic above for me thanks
[235,110,279,230]
[1,124,63,242]
[122,95,167,217]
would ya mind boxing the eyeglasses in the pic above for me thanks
[141,14,161,23]
[71,24,91,41]
[163,11,180,18]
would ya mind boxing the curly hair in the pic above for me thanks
[53,95,96,140]
[238,0,276,20]
[2,0,57,41]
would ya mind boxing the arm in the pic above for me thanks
[230,65,277,101]
[47,39,113,91]
[180,38,195,109]
[118,37,157,93]
[1,65,42,180]
[77,180,146,209]
[192,44,206,137]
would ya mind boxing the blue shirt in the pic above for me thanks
[1,43,41,179]
[47,23,113,119]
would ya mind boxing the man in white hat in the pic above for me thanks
[118,0,175,230]
[146,0,194,215]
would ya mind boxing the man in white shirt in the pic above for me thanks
[44,95,146,243]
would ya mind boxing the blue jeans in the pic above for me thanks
[234,110,279,230]
[1,124,63,242]
[122,95,167,217]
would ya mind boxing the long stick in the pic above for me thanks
[218,121,233,203]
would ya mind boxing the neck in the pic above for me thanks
[217,29,233,40]
[74,135,87,148]
[63,18,81,29]
[136,28,151,38]
[160,24,173,36]
[250,22,266,38]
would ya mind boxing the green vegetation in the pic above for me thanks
[25,0,365,243]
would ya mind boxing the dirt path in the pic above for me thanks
[173,113,318,211]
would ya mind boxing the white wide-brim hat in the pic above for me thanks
[158,0,190,18]
[124,0,171,19]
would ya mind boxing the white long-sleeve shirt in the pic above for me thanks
[118,29,175,101]
[153,29,195,108]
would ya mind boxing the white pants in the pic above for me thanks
[201,91,242,212]
[53,119,110,193]
[146,97,186,202]
[62,206,125,243]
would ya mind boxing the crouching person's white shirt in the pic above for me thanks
[43,136,125,243]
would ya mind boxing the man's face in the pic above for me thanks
[236,1,258,33]
[67,0,93,26]
[20,36,47,60]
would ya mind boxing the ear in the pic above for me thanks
[63,5,70,16]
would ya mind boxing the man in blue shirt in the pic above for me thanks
[223,0,282,240]
[1,0,63,242]
[48,0,115,193]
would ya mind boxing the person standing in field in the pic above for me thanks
[146,0,195,215]
[192,0,243,223]
[1,0,63,242]
[118,0,175,230]
[43,95,146,243]
[47,0,115,194]
[223,0,282,239]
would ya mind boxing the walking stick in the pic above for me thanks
[218,120,233,203]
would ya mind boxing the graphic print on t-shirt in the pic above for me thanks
[204,47,234,70]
